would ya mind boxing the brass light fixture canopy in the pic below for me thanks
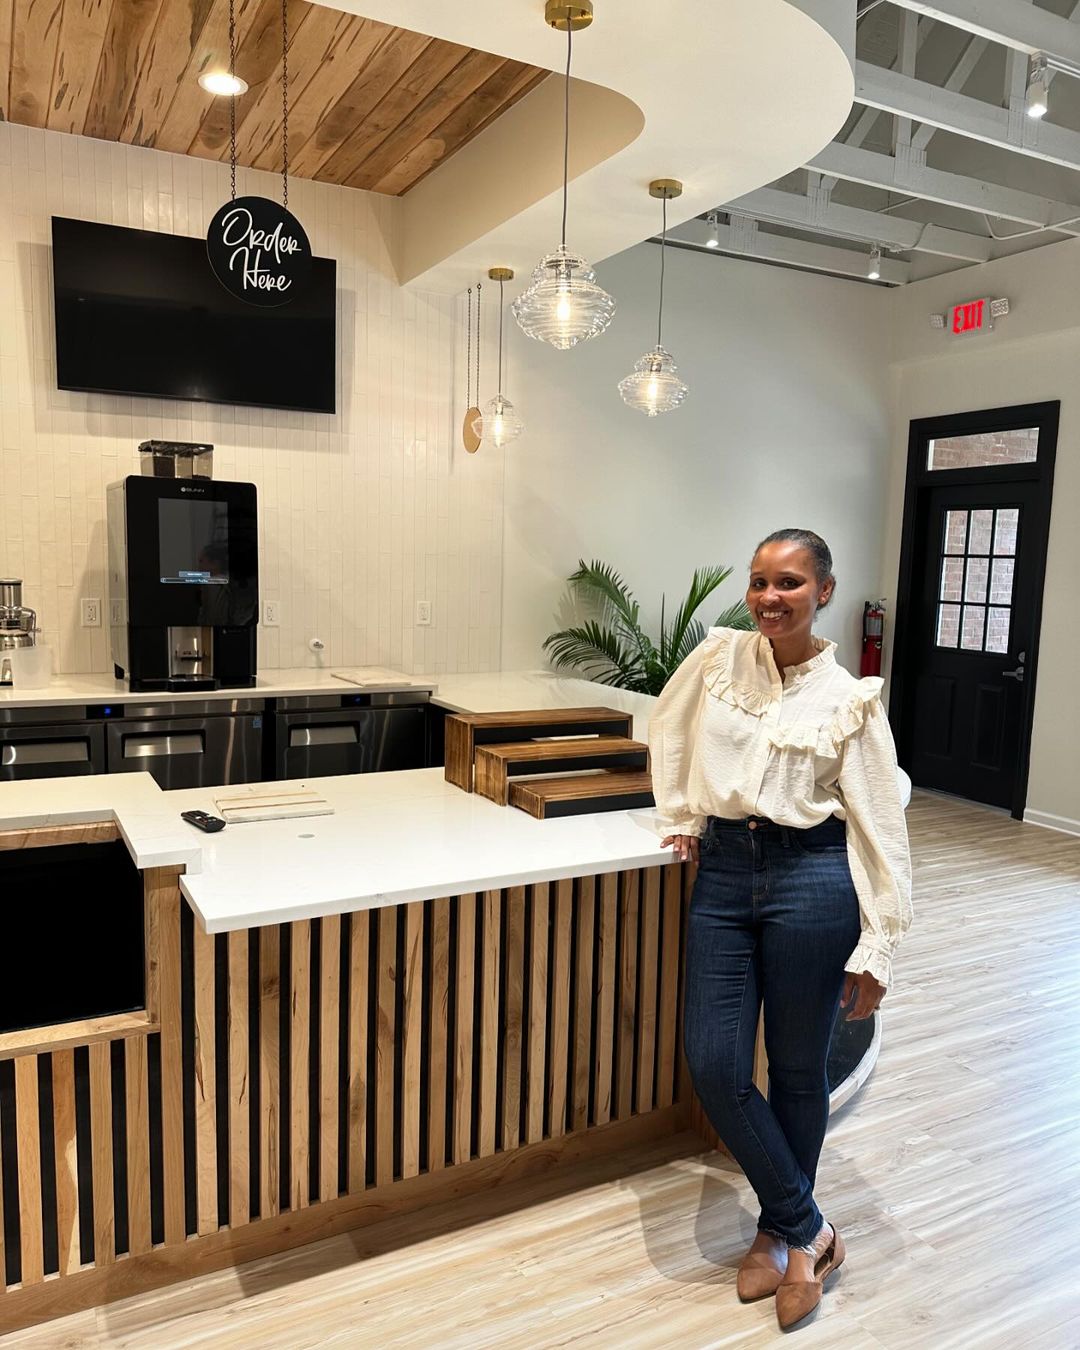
[488,267,514,282]
[649,179,683,199]
[546,0,593,32]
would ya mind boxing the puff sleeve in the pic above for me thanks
[835,694,914,990]
[646,642,708,838]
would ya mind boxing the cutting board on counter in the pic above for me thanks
[213,786,334,823]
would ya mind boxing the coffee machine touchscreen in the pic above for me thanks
[159,499,230,585]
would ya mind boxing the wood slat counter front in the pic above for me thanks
[0,813,730,1336]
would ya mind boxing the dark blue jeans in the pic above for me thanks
[683,812,862,1247]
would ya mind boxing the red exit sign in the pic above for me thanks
[950,297,992,336]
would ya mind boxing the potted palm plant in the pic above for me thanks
[543,559,755,696]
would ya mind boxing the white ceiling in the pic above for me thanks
[671,0,1080,285]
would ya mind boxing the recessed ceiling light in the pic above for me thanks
[199,71,249,97]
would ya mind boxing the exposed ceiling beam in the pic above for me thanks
[910,33,988,152]
[895,12,920,153]
[724,185,993,261]
[888,0,1080,63]
[806,142,1080,233]
[669,216,911,285]
[854,60,1080,171]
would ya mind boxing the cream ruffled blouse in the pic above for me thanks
[647,626,913,989]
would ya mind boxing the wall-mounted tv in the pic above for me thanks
[52,216,337,414]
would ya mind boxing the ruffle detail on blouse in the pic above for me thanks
[700,629,776,717]
[843,941,893,990]
[765,676,886,758]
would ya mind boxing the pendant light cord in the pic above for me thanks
[497,279,504,394]
[561,22,572,250]
[228,0,237,202]
[475,281,482,405]
[281,0,289,209]
[657,194,667,349]
[465,287,472,408]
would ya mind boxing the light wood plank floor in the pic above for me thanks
[3,791,1078,1349]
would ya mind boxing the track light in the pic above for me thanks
[867,245,882,281]
[705,211,720,248]
[1027,54,1049,119]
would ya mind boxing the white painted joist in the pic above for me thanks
[724,185,993,261]
[855,61,1080,171]
[805,142,1080,231]
[668,218,911,284]
[889,0,1080,62]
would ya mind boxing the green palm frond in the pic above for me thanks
[545,559,753,694]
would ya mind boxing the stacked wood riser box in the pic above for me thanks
[0,840,717,1335]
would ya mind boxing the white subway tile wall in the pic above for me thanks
[0,122,504,675]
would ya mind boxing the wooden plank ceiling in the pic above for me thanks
[0,0,547,195]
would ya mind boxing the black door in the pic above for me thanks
[891,403,1058,818]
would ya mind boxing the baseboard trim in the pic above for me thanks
[0,1106,684,1337]
[1022,808,1080,838]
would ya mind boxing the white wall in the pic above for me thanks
[886,235,1080,833]
[499,242,895,675]
[0,122,504,675]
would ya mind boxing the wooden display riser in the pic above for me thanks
[0,825,745,1337]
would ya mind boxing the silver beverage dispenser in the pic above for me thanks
[0,579,37,686]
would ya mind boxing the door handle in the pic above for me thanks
[1002,667,1025,682]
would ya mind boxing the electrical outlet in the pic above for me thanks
[110,599,122,627]
[263,600,280,627]
[81,598,101,628]
[416,600,432,626]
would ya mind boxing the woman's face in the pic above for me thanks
[746,542,833,641]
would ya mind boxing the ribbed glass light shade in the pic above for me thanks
[471,394,525,449]
[511,246,615,349]
[618,346,688,416]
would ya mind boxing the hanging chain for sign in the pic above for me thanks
[207,0,311,306]
[462,284,481,453]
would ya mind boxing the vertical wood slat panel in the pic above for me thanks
[227,930,250,1228]
[656,863,683,1110]
[401,903,424,1180]
[124,1036,151,1257]
[477,890,501,1158]
[572,877,595,1133]
[290,920,311,1212]
[593,873,618,1126]
[616,870,640,1120]
[452,895,476,1166]
[346,912,368,1193]
[525,883,549,1146]
[192,920,217,1235]
[260,927,281,1220]
[427,897,450,1172]
[375,907,396,1187]
[88,1042,114,1268]
[13,1056,43,1284]
[636,868,661,1115]
[501,886,525,1152]
[52,1048,80,1275]
[152,868,185,1246]
[319,916,341,1204]
[547,880,573,1140]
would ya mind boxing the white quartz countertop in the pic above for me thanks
[0,667,912,933]
[0,665,435,708]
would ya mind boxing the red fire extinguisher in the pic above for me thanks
[861,600,886,677]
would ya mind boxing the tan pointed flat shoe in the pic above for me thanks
[775,1222,846,1330]
[736,1230,788,1301]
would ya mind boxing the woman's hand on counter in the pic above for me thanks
[661,833,700,863]
[840,970,885,1021]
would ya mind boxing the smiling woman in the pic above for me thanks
[647,524,913,1329]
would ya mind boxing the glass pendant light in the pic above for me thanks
[618,179,689,417]
[472,268,525,449]
[512,1,615,350]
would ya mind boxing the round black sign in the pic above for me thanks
[206,196,312,307]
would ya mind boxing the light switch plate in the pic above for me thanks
[416,600,432,626]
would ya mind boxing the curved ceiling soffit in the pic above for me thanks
[309,0,855,294]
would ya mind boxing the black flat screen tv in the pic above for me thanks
[52,216,337,414]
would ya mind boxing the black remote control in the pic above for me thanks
[181,810,226,833]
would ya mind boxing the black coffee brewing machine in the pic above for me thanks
[107,442,259,691]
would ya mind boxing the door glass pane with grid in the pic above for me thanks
[936,505,1019,654]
